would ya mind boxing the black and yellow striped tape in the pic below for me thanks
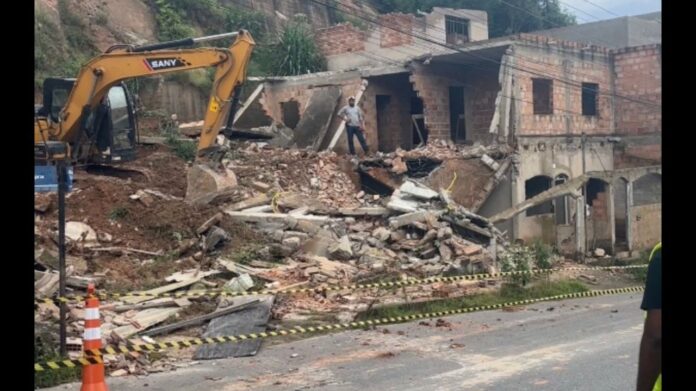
[34,356,103,372]
[34,286,643,371]
[34,265,647,306]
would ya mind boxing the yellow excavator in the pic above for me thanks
[34,30,255,204]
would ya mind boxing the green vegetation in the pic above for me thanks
[359,279,588,319]
[499,241,557,285]
[109,206,130,220]
[370,0,576,37]
[256,16,327,76]
[35,329,81,388]
[153,0,196,41]
[35,3,97,88]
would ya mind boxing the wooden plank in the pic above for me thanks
[224,211,332,223]
[233,84,264,124]
[107,307,182,338]
[124,278,205,305]
[142,299,261,337]
[90,247,162,256]
[218,259,262,276]
[328,81,368,150]
[164,269,220,283]
[226,194,271,212]
[336,207,390,216]
[112,298,182,313]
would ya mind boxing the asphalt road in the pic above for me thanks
[45,292,644,391]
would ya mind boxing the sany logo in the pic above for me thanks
[143,57,189,71]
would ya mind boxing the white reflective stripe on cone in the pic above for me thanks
[85,308,100,320]
[83,328,101,341]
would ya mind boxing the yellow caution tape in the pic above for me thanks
[35,265,647,306]
[34,286,643,371]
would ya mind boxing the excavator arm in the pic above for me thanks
[35,31,255,156]
[35,31,256,204]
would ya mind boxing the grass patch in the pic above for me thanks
[167,139,197,162]
[226,245,260,265]
[358,280,589,320]
[35,329,81,388]
[109,206,129,220]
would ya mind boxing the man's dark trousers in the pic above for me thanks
[347,125,368,155]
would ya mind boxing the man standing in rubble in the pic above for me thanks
[338,96,369,156]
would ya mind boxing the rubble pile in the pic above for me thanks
[34,140,512,372]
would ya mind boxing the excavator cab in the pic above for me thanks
[38,78,138,164]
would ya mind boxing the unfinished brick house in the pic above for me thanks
[234,10,661,256]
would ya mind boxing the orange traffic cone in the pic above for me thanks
[81,283,108,391]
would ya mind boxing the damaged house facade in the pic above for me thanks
[234,9,661,258]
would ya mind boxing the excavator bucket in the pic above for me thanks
[185,163,238,205]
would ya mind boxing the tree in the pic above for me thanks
[257,16,327,76]
[371,0,576,37]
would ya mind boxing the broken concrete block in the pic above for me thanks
[438,244,453,261]
[386,197,422,213]
[281,236,302,250]
[204,226,230,251]
[481,154,500,171]
[328,235,353,260]
[250,181,271,192]
[225,274,254,293]
[389,210,441,229]
[372,227,391,242]
[65,222,97,242]
[399,180,439,200]
[594,248,606,257]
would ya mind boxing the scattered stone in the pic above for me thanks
[372,227,391,242]
[594,248,606,257]
[282,236,302,249]
[204,227,230,251]
[329,236,353,260]
[65,222,97,242]
[224,274,254,293]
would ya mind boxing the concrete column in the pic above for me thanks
[511,176,521,240]
[607,183,616,254]
[575,196,586,259]
[626,181,634,252]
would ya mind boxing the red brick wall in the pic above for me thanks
[614,144,661,168]
[612,45,661,135]
[315,23,366,57]
[410,63,500,143]
[466,68,499,143]
[514,47,613,136]
[260,85,312,124]
[362,74,414,151]
[379,13,413,48]
[410,64,452,140]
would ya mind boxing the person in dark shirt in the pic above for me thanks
[637,245,661,391]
